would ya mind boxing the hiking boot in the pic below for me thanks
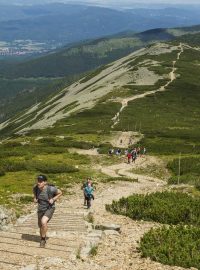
[40,239,46,248]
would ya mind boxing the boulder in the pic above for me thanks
[0,206,16,229]
[95,223,121,232]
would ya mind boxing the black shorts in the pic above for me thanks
[38,208,55,227]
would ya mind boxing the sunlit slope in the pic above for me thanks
[1,25,200,125]
[0,41,200,156]
[0,42,183,134]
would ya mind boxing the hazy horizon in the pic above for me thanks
[0,0,200,7]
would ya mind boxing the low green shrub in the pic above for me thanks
[4,141,22,147]
[89,245,98,256]
[39,137,96,150]
[0,148,29,158]
[98,143,113,154]
[195,179,200,191]
[106,191,200,226]
[0,158,79,174]
[167,156,200,176]
[140,225,200,269]
[0,167,5,176]
[101,177,138,183]
[30,161,78,174]
[19,195,33,203]
[167,156,200,186]
[39,137,56,143]
[0,160,27,172]
[168,173,199,185]
[70,141,95,149]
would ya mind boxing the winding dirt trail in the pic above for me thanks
[110,131,143,148]
[44,126,188,270]
[57,152,184,270]
[111,43,184,128]
[1,134,186,270]
[0,43,186,269]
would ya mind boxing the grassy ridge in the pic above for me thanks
[114,47,200,156]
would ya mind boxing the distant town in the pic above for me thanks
[0,40,62,57]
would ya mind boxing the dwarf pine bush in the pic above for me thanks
[106,191,200,226]
[140,225,200,269]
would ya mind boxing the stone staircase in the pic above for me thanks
[0,206,89,270]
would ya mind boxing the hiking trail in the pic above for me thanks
[111,43,184,128]
[0,131,185,270]
[0,44,186,270]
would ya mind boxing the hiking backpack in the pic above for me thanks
[33,184,56,200]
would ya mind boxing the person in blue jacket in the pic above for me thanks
[84,182,94,209]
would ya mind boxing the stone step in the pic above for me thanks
[0,231,83,246]
[20,215,84,219]
[0,234,79,249]
[16,220,86,225]
[0,208,91,268]
[0,241,72,259]
[19,219,85,223]
[15,212,87,232]
[0,250,34,270]
[15,225,87,232]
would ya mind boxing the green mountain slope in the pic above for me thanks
[1,40,200,155]
[2,25,200,79]
[0,27,172,124]
[0,38,200,213]
[1,25,200,125]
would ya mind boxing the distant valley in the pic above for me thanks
[1,3,200,57]
[0,24,200,124]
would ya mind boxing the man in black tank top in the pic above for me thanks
[33,175,62,248]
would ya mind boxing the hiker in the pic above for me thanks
[33,174,62,248]
[131,148,137,163]
[127,152,132,164]
[124,149,128,156]
[84,182,94,209]
[108,149,114,155]
[116,148,121,155]
[82,178,92,206]
[137,146,141,157]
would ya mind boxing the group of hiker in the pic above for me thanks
[32,137,144,249]
[126,146,146,164]
[33,174,95,248]
[109,146,147,164]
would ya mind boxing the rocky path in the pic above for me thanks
[111,43,184,128]
[0,128,188,269]
[0,152,187,270]
[110,131,143,148]
[0,206,89,270]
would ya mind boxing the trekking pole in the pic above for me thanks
[177,152,181,185]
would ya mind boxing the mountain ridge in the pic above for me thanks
[0,42,182,134]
